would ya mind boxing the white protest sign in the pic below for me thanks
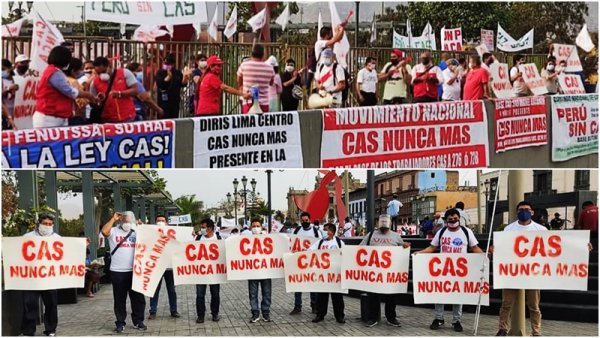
[12,74,37,130]
[172,240,228,285]
[481,29,494,51]
[168,214,192,225]
[2,237,86,290]
[225,234,289,280]
[497,24,534,52]
[412,253,489,305]
[441,27,462,51]
[283,249,347,293]
[489,63,513,99]
[289,234,320,253]
[552,44,583,73]
[475,44,489,58]
[193,112,303,168]
[131,224,178,297]
[85,2,208,26]
[551,94,598,161]
[558,74,586,94]
[495,96,547,152]
[493,231,590,290]
[393,30,409,49]
[340,246,410,294]
[518,63,548,96]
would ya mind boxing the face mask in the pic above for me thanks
[156,221,166,226]
[379,226,389,232]
[121,223,133,232]
[286,228,293,234]
[135,71,143,81]
[367,63,376,70]
[323,58,332,66]
[285,65,294,72]
[421,58,430,65]
[447,221,460,228]
[517,210,532,222]
[1,71,9,79]
[200,228,207,236]
[99,73,110,82]
[16,65,29,74]
[38,224,54,236]
[547,64,555,71]
[198,61,207,69]
[301,222,311,229]
[163,64,173,71]
[251,227,262,235]
[391,59,399,66]
[84,70,93,75]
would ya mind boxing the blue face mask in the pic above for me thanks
[2,70,9,79]
[200,228,207,236]
[517,210,532,222]
[286,228,293,234]
[135,71,143,82]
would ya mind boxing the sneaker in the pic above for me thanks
[336,318,346,324]
[196,317,205,324]
[48,334,56,337]
[312,317,325,323]
[250,314,260,323]
[496,329,508,336]
[452,322,463,332]
[171,312,181,318]
[386,318,401,327]
[212,315,221,322]
[289,307,302,315]
[365,320,379,327]
[148,313,156,320]
[262,314,271,322]
[133,322,147,331]
[430,319,444,330]
[113,326,124,334]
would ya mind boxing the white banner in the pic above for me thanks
[156,224,195,242]
[12,74,37,130]
[2,237,86,290]
[247,7,267,32]
[489,63,513,99]
[497,24,534,52]
[289,234,320,253]
[340,246,410,294]
[207,8,219,41]
[481,29,495,51]
[2,17,26,37]
[168,214,192,225]
[576,24,595,53]
[551,94,599,161]
[441,27,463,51]
[225,234,289,280]
[412,253,489,305]
[552,44,584,73]
[220,218,236,228]
[558,74,586,95]
[132,225,178,297]
[475,43,489,58]
[223,4,238,39]
[172,240,228,285]
[284,250,347,293]
[393,30,409,49]
[493,231,590,290]
[518,63,549,96]
[85,2,208,26]
[328,2,350,69]
[192,113,303,168]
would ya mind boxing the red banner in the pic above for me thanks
[494,96,547,152]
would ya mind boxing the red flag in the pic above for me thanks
[294,170,347,223]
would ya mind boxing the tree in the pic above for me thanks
[2,171,17,219]
[175,194,205,226]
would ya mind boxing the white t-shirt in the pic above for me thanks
[309,237,345,250]
[504,220,548,232]
[357,68,378,93]
[457,209,471,227]
[106,227,136,272]
[295,225,323,239]
[381,63,412,100]
[24,230,61,238]
[314,40,328,64]
[199,233,220,241]
[314,63,345,104]
[343,222,353,237]
[442,68,461,101]
[510,66,528,96]
[430,226,478,253]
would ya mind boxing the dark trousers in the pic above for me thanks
[149,270,177,314]
[282,99,299,112]
[294,292,317,309]
[367,292,397,322]
[111,271,146,327]
[359,91,378,106]
[413,96,437,103]
[196,284,220,317]
[383,97,406,105]
[391,216,399,232]
[21,290,58,336]
[316,293,345,321]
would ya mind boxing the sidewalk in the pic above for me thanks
[44,279,597,336]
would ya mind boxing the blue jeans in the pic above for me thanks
[196,284,220,317]
[248,279,271,315]
[294,292,317,308]
[434,303,462,323]
[149,270,177,314]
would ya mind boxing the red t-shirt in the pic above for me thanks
[463,68,489,100]
[578,206,598,233]
[196,72,222,116]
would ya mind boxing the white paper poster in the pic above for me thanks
[283,249,347,293]
[85,2,208,26]
[552,44,584,73]
[173,240,228,285]
[225,234,289,280]
[518,63,549,96]
[551,94,598,161]
[489,63,514,99]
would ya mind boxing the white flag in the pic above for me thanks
[275,3,290,32]
[165,25,175,37]
[208,8,219,41]
[317,10,323,40]
[120,23,127,36]
[133,25,169,43]
[328,2,350,69]
[370,14,376,43]
[2,17,26,38]
[247,7,267,32]
[496,24,534,52]
[423,22,437,50]
[406,18,413,46]
[576,24,595,53]
[30,11,64,72]
[224,4,238,39]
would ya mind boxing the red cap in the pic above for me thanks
[207,55,224,67]
[392,49,404,58]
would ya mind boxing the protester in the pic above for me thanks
[14,54,30,78]
[147,215,180,320]
[437,52,450,99]
[411,51,443,103]
[314,25,345,65]
[196,55,250,116]
[33,46,96,128]
[266,55,283,112]
[101,211,147,333]
[90,56,138,123]
[482,52,496,73]
[281,58,303,111]
[441,58,461,101]
[510,54,529,97]
[21,213,60,337]
[380,49,412,104]
[309,223,346,324]
[246,218,272,323]
[550,212,565,230]
[541,56,559,95]
[2,59,17,128]
[237,44,275,114]
[156,54,191,119]
[432,212,444,234]
[313,48,346,108]
[195,218,222,323]
[64,58,92,125]
[359,216,410,327]
[463,55,490,100]
[342,217,353,237]
[290,212,322,315]
[576,201,598,235]
[356,57,380,106]
[186,55,206,115]
[126,62,164,121]
[454,202,471,228]
[420,216,434,238]
[414,208,483,332]
[386,194,403,232]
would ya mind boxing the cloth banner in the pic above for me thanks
[340,246,410,294]
[481,29,495,51]
[493,231,590,290]
[393,30,409,49]
[2,17,26,37]
[247,7,267,32]
[1,120,175,168]
[172,240,228,285]
[441,27,462,51]
[475,44,489,58]
[412,253,490,305]
[489,63,514,99]
[168,214,192,225]
[289,234,320,253]
[558,74,586,95]
[495,96,547,153]
[328,2,350,69]
[2,237,86,290]
[132,25,169,43]
[551,94,598,161]
[223,4,238,39]
[552,44,584,73]
[225,234,289,280]
[576,24,595,53]
[221,218,236,228]
[518,63,549,96]
[207,8,219,41]
[283,249,347,293]
[85,2,208,26]
[192,113,303,168]
[497,24,534,52]
[275,4,290,32]
[12,74,38,130]
[155,224,195,242]
[320,102,490,168]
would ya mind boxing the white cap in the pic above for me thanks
[265,55,278,67]
[15,54,30,63]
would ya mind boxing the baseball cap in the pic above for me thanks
[207,55,224,67]
[15,54,30,63]
[392,49,404,58]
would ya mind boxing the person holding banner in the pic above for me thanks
[510,54,530,97]
[101,211,147,333]
[411,51,443,103]
[14,54,30,79]
[90,56,138,124]
[540,57,559,95]
[359,215,410,328]
[313,48,346,108]
[308,223,346,324]
[65,58,92,125]
[246,218,273,323]
[314,26,345,66]
[413,208,483,332]
[21,213,60,337]
[380,49,412,105]
[195,218,223,323]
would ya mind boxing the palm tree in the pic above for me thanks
[175,195,205,226]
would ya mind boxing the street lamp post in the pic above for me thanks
[266,170,273,233]
[483,179,490,232]
[242,176,248,222]
[233,178,239,226]
[226,192,232,217]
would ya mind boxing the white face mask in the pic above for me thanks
[199,61,207,69]
[99,73,110,82]
[285,65,294,72]
[38,224,54,236]
[156,221,166,226]
[251,227,262,235]
[121,223,133,232]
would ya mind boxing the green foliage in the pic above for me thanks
[59,214,85,237]
[2,171,17,219]
[175,194,205,226]
[2,205,57,237]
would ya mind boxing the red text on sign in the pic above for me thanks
[514,235,561,257]
[22,240,64,261]
[298,252,330,269]
[428,256,468,277]
[356,248,392,268]
[240,237,273,255]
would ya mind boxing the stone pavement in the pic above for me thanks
[40,279,597,336]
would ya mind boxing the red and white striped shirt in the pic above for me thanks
[237,60,275,106]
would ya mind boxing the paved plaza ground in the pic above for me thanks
[36,279,598,336]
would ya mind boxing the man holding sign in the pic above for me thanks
[246,218,273,323]
[195,219,223,323]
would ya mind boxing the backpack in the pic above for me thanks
[366,231,375,246]
[195,232,222,241]
[318,62,351,105]
[437,226,471,252]
[318,237,342,249]
[294,226,320,238]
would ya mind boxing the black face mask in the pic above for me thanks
[391,59,399,66]
[17,65,29,74]
[421,58,431,65]
[301,222,311,228]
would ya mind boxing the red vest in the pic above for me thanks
[93,68,135,123]
[35,65,74,119]
[413,67,439,99]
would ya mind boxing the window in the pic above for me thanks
[574,170,590,191]
[533,170,552,194]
